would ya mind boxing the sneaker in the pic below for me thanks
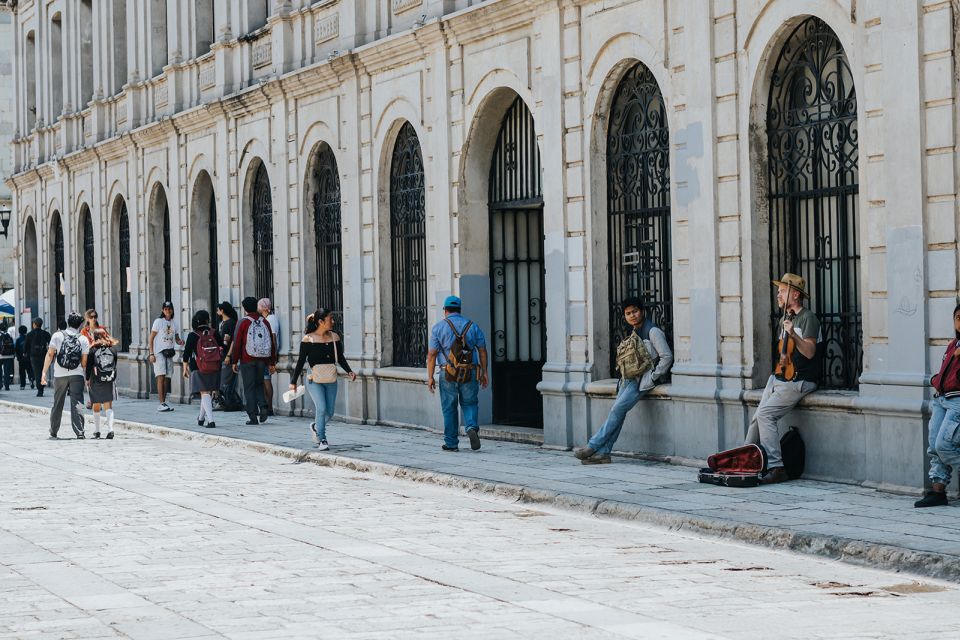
[573,446,595,460]
[914,491,948,508]
[467,429,481,451]
[76,434,85,440]
[581,453,611,465]
[309,423,319,445]
[158,403,174,412]
[317,439,329,451]
[197,416,205,427]
[93,432,101,440]
[105,432,114,440]
[441,444,459,452]
[47,434,58,440]
[205,422,216,429]
[245,418,259,426]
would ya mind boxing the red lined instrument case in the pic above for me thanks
[697,443,766,488]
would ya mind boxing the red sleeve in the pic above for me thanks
[231,318,248,362]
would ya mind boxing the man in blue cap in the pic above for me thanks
[426,295,488,451]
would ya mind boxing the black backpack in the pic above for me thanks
[91,346,117,383]
[55,333,83,370]
[0,333,14,357]
[780,426,806,480]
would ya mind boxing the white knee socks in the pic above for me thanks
[200,395,214,422]
[105,409,114,433]
[93,412,101,434]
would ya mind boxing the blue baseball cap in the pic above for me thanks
[443,295,462,309]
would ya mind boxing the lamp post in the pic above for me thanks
[0,205,10,238]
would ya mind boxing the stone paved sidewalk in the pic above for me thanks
[3,387,959,582]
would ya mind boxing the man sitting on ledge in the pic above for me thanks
[574,297,673,465]
[745,273,822,485]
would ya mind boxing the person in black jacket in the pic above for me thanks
[215,301,241,411]
[24,319,51,397]
[15,325,33,389]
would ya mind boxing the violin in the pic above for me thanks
[774,308,797,381]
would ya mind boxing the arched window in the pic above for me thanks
[23,218,39,319]
[79,0,94,107]
[189,171,218,317]
[251,163,274,300]
[81,206,95,311]
[389,123,427,367]
[50,13,64,119]
[117,201,132,351]
[150,0,168,77]
[195,0,215,57]
[767,17,860,390]
[606,62,672,370]
[50,213,65,328]
[147,186,171,315]
[25,31,37,129]
[311,145,342,329]
[163,203,171,303]
[112,0,128,94]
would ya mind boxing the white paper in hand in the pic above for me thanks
[283,385,306,403]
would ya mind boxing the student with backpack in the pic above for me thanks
[15,325,33,390]
[148,301,184,412]
[40,312,90,439]
[289,309,356,450]
[425,296,488,452]
[225,296,277,425]
[572,296,673,465]
[25,318,51,397]
[0,320,15,391]
[182,310,223,429]
[215,301,241,411]
[85,327,118,439]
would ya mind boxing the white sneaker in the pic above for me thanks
[157,403,174,412]
[309,423,319,445]
[317,439,329,451]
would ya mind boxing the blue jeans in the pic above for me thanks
[439,377,479,449]
[306,380,337,440]
[927,395,960,484]
[588,380,648,455]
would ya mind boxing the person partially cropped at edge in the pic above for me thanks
[743,273,821,485]
[574,297,672,464]
[426,295,488,452]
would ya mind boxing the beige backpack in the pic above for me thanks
[615,332,653,380]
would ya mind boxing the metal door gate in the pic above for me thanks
[489,97,545,427]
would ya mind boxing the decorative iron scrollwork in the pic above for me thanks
[251,163,274,301]
[312,144,343,331]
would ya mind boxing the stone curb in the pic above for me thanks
[5,399,957,583]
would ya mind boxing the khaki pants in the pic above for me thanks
[745,375,816,467]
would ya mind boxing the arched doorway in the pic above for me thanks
[766,17,860,390]
[147,185,172,315]
[114,198,132,351]
[190,171,218,317]
[606,62,672,373]
[488,97,545,427]
[305,143,343,328]
[388,123,427,367]
[79,204,96,311]
[23,218,39,321]
[247,162,274,301]
[49,212,65,328]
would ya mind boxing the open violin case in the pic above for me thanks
[697,444,766,487]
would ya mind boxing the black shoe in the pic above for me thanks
[467,429,481,451]
[205,422,216,429]
[267,408,275,417]
[36,391,43,397]
[20,386,25,390]
[760,467,789,485]
[246,418,259,426]
[93,432,101,439]
[105,432,114,440]
[914,491,948,508]
[48,434,58,440]
[259,406,268,423]
[197,416,205,427]
[76,434,85,440]
[441,445,459,452]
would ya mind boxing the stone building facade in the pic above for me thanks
[0,1,15,292]
[6,0,959,492]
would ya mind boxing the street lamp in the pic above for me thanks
[0,205,10,238]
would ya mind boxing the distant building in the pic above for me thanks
[4,0,959,491]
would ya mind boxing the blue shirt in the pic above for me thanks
[429,313,486,365]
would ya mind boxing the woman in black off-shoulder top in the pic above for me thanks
[290,308,356,450]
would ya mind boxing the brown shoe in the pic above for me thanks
[760,466,789,485]
[581,453,612,465]
[573,446,595,460]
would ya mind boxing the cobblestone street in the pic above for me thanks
[1,406,959,639]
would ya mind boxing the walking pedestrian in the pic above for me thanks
[85,327,118,440]
[25,318,51,397]
[225,297,276,425]
[148,301,184,412]
[182,310,223,429]
[258,298,279,416]
[15,325,33,389]
[81,310,119,409]
[41,312,90,439]
[214,301,241,411]
[915,303,960,507]
[289,309,356,450]
[572,297,673,464]
[0,320,16,390]
[425,295,488,452]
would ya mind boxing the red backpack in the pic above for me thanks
[195,329,223,375]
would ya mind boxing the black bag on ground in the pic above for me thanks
[780,426,805,480]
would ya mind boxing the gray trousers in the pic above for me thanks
[239,361,267,420]
[50,375,85,437]
[744,375,816,467]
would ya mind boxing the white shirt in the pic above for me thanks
[48,328,90,378]
[151,317,180,355]
[266,313,280,351]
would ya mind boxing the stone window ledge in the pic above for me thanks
[372,366,428,383]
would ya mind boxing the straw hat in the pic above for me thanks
[771,273,809,299]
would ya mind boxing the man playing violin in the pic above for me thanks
[745,273,822,484]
